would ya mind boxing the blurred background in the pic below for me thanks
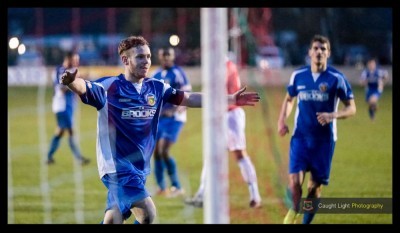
[8,8,392,68]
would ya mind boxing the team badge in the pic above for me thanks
[146,94,156,106]
[319,82,328,92]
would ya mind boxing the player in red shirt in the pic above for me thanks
[185,58,262,208]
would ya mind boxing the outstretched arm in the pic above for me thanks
[174,84,192,114]
[60,68,87,95]
[178,86,260,108]
[316,99,356,126]
[277,93,295,137]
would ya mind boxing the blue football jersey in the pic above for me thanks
[79,74,176,178]
[52,65,76,114]
[151,65,191,122]
[287,65,354,141]
[360,67,388,91]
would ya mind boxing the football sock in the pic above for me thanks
[154,159,166,190]
[302,212,316,224]
[195,165,207,198]
[368,107,375,119]
[303,198,320,224]
[238,156,261,201]
[133,219,140,224]
[69,136,83,160]
[166,157,181,189]
[47,135,61,160]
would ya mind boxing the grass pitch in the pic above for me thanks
[7,84,392,224]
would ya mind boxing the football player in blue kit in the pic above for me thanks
[278,35,356,224]
[47,51,90,165]
[360,57,389,120]
[150,47,192,197]
[60,36,260,224]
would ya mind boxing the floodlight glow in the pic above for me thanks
[18,44,26,55]
[9,37,20,49]
[169,35,180,46]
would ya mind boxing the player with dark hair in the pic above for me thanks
[60,36,260,224]
[46,51,90,165]
[278,35,356,224]
[150,47,191,197]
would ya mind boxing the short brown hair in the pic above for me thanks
[310,34,331,51]
[118,36,150,55]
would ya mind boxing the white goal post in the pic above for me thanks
[201,8,229,224]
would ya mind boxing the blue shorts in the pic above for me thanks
[101,172,150,220]
[56,112,73,129]
[156,117,184,143]
[289,138,336,185]
[365,89,381,102]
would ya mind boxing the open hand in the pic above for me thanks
[234,86,260,106]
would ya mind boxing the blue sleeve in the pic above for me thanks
[337,77,354,101]
[287,79,298,97]
[54,66,64,85]
[151,70,161,80]
[287,85,297,97]
[178,67,190,85]
[79,80,107,110]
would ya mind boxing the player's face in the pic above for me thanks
[309,42,330,66]
[127,45,151,78]
[158,49,175,68]
[72,54,80,67]
[367,60,376,71]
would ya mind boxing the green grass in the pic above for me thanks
[8,84,392,224]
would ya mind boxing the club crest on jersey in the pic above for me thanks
[319,82,329,92]
[146,94,156,106]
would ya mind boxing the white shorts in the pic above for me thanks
[227,107,246,151]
